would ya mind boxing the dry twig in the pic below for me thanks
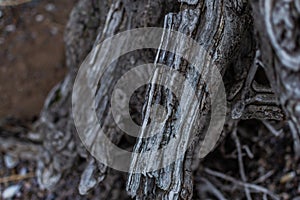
[0,0,31,6]
[204,168,280,200]
[0,172,35,184]
[232,125,252,200]
[198,177,227,200]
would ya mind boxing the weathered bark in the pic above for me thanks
[127,1,255,199]
[1,0,299,199]
[35,0,108,190]
[251,0,300,156]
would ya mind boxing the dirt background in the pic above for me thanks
[0,0,76,120]
[0,1,80,199]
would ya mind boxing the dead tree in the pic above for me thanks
[1,0,299,199]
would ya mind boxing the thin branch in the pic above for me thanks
[204,168,280,200]
[0,173,35,184]
[262,120,282,137]
[0,0,31,6]
[253,170,275,184]
[232,125,252,200]
[199,178,227,200]
[242,145,254,159]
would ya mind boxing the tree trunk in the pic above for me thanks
[1,0,299,199]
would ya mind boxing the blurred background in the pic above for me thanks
[0,1,77,199]
[0,0,75,120]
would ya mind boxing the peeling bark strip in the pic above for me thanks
[251,0,300,155]
[126,1,254,199]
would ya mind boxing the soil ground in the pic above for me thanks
[0,1,78,199]
[0,0,76,120]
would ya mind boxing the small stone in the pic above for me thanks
[19,167,27,175]
[2,185,21,199]
[5,24,16,32]
[45,3,56,12]
[0,10,3,18]
[35,14,44,22]
[4,154,19,169]
[28,132,43,142]
[280,171,296,184]
[50,27,59,35]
